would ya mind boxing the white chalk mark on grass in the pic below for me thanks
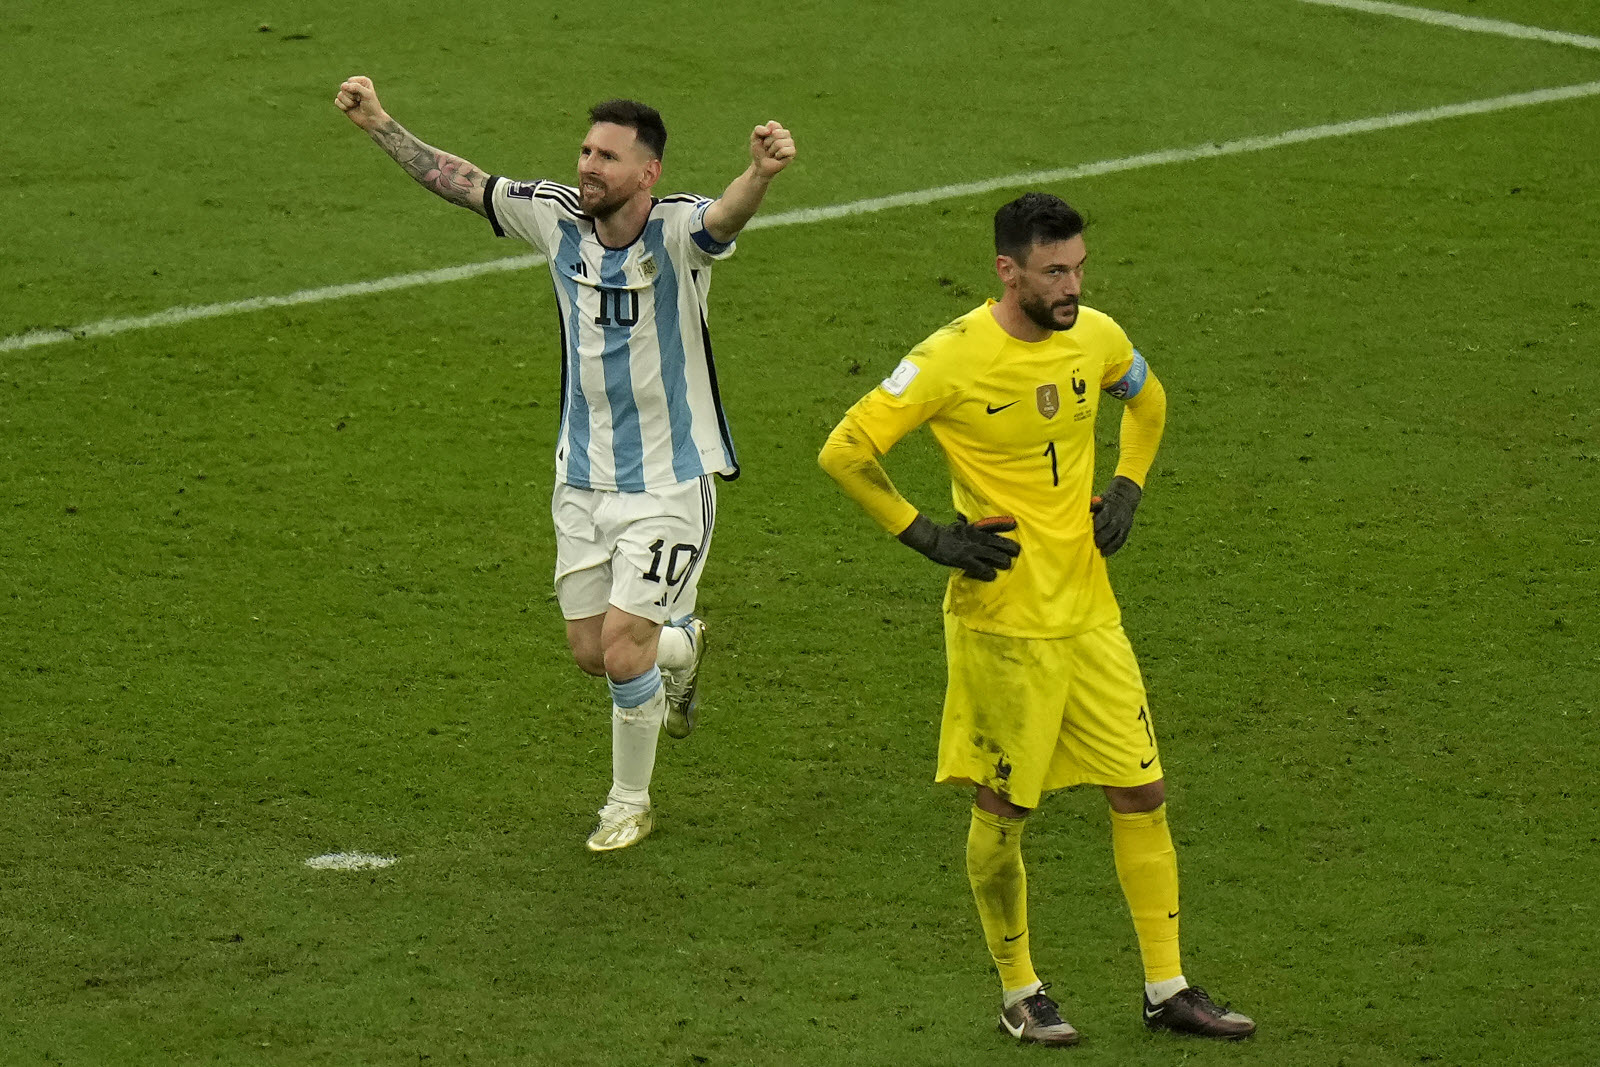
[1298,0,1600,51]
[2,256,547,353]
[305,852,398,870]
[742,81,1600,231]
[7,79,1600,354]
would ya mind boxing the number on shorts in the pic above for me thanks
[642,539,700,586]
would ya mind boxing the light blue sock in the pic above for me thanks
[608,666,663,709]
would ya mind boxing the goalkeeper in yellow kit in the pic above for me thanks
[819,193,1255,1045]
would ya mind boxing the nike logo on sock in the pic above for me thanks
[1003,931,1025,942]
[1168,911,1180,919]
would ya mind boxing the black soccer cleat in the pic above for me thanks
[1000,985,1080,1046]
[1142,985,1256,1040]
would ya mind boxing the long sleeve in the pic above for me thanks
[818,411,921,536]
[1113,370,1166,488]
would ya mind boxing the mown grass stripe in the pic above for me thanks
[7,79,1599,354]
[1298,0,1600,51]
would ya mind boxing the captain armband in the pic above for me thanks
[689,198,734,255]
[1104,350,1149,400]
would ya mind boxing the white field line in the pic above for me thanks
[2,255,549,354]
[304,852,397,870]
[1298,0,1600,50]
[6,79,1600,355]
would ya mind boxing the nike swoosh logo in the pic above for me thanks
[1003,931,1025,942]
[1001,1015,1025,1037]
[1168,911,1180,919]
[985,401,1018,414]
[1140,756,1156,769]
[1143,1005,1163,1022]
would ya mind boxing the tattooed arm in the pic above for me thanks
[334,76,488,217]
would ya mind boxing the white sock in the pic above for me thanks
[656,622,693,670]
[1145,975,1188,1005]
[607,674,666,810]
[1003,980,1043,1009]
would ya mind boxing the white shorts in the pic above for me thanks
[551,475,717,624]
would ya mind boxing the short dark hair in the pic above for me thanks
[587,99,667,160]
[994,192,1085,263]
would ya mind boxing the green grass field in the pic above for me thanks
[4,1,1597,1063]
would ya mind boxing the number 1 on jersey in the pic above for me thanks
[1043,441,1059,487]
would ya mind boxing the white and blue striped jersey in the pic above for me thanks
[483,176,740,492]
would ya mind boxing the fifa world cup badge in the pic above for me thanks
[1036,383,1061,419]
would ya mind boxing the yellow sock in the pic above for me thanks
[1109,804,1183,983]
[967,806,1038,993]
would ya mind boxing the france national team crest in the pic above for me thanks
[1036,383,1061,419]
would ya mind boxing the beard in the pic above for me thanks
[1019,291,1079,332]
[578,181,629,219]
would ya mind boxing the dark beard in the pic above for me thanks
[1021,293,1079,332]
[579,186,628,219]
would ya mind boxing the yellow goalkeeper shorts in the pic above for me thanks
[935,614,1162,808]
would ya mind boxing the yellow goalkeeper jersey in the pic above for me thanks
[834,300,1139,639]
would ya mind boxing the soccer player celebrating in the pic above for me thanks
[819,193,1255,1043]
[335,77,795,851]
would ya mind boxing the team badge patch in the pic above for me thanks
[638,253,658,280]
[882,359,921,397]
[1036,383,1061,419]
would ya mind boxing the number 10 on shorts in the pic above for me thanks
[643,539,699,586]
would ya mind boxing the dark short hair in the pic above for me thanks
[587,99,667,159]
[994,192,1086,263]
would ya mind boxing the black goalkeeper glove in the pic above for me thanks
[1089,475,1143,556]
[897,513,1021,581]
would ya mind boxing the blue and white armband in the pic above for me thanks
[1104,350,1149,400]
[689,198,735,255]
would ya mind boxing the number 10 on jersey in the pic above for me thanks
[594,287,640,327]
